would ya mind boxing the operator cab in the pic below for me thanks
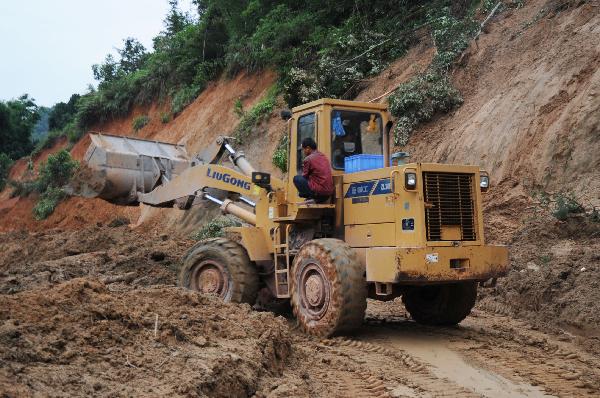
[287,98,390,200]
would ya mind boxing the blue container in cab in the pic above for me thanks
[344,154,384,173]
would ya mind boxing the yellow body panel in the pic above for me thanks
[345,223,395,247]
[366,245,509,283]
[230,226,272,261]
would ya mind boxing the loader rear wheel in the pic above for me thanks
[402,282,477,326]
[179,238,258,304]
[291,239,366,336]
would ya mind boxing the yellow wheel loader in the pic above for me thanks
[81,98,508,336]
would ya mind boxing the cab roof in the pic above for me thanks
[292,98,388,113]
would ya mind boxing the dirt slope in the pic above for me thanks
[402,0,600,206]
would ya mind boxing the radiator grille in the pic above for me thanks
[423,172,477,241]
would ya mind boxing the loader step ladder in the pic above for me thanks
[273,224,295,298]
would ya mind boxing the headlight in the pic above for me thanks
[405,172,417,190]
[480,173,489,192]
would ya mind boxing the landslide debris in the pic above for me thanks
[0,226,295,397]
[479,211,600,354]
[0,225,186,295]
[0,279,292,397]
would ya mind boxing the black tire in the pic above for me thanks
[179,238,258,304]
[402,282,477,325]
[290,238,366,336]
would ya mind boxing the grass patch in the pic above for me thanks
[33,187,66,220]
[272,132,288,173]
[12,150,79,220]
[233,85,279,143]
[389,71,462,145]
[171,84,202,115]
[31,130,65,157]
[535,191,590,221]
[132,115,150,132]
[160,112,171,124]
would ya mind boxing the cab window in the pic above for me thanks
[297,113,316,173]
[331,110,383,170]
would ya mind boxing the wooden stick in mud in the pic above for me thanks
[154,314,159,339]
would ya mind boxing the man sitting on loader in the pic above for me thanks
[293,137,334,203]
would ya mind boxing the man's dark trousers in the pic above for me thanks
[293,175,329,203]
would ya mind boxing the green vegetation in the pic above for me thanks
[389,72,463,145]
[0,95,41,189]
[193,216,240,240]
[535,191,590,221]
[33,150,78,220]
[132,115,150,132]
[272,132,288,173]
[49,94,80,131]
[233,86,278,142]
[160,112,171,124]
[388,9,479,145]
[0,95,39,160]
[33,187,66,220]
[171,84,202,115]
[233,98,244,117]
[31,130,64,157]
[54,0,488,139]
[0,153,13,191]
[36,150,78,192]
[551,192,585,221]
[9,150,78,220]
[20,0,496,173]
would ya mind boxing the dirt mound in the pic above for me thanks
[0,226,296,397]
[478,211,600,354]
[0,278,292,397]
[0,225,191,295]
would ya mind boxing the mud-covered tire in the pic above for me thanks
[179,238,258,304]
[291,238,366,336]
[402,282,477,326]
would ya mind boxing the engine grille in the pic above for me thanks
[423,172,477,241]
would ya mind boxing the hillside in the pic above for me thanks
[1,0,600,396]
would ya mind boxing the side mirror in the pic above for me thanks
[280,109,292,121]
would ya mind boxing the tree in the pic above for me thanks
[48,94,80,131]
[0,94,39,159]
[118,38,148,74]
[164,0,191,37]
[92,54,119,84]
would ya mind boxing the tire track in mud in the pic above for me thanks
[296,333,481,398]
[455,311,600,397]
[364,309,600,398]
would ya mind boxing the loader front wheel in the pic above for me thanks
[402,282,477,326]
[179,238,258,304]
[291,239,366,336]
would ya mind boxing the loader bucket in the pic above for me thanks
[73,133,190,204]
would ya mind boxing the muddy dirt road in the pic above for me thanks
[1,225,599,397]
[293,301,600,398]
